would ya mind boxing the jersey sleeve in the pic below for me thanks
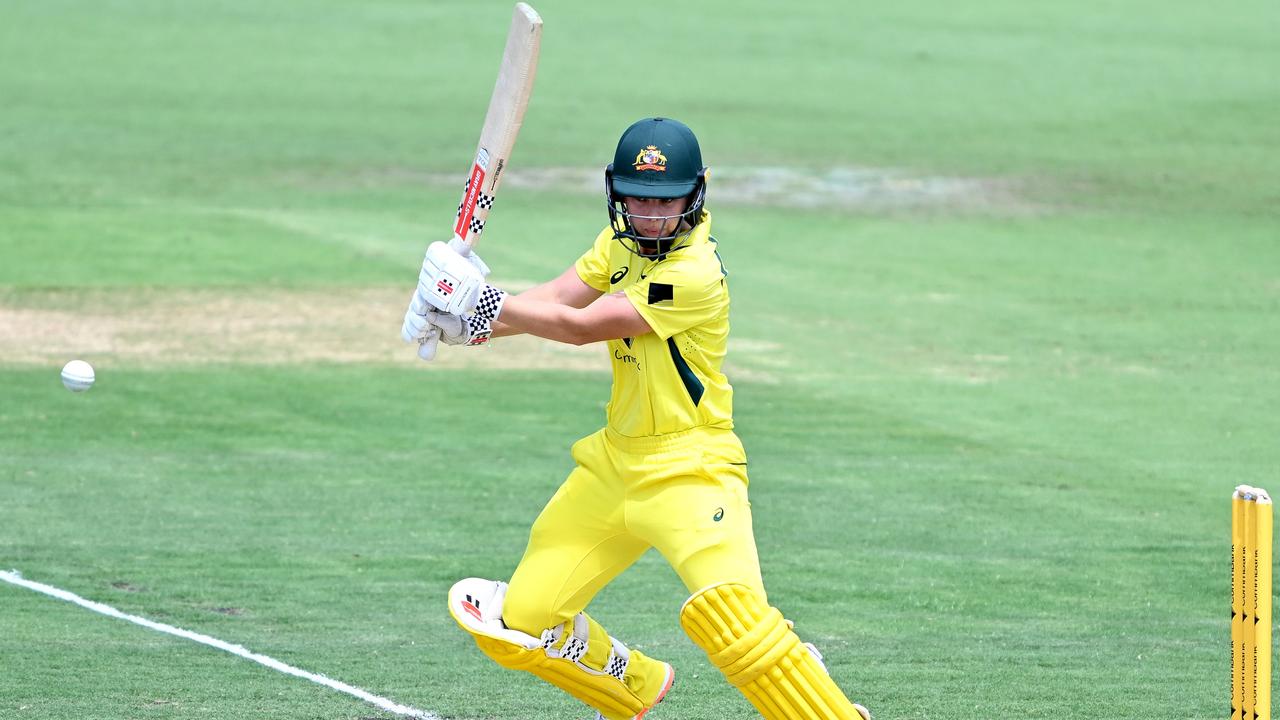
[573,227,616,293]
[624,263,725,341]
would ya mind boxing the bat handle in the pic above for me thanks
[448,233,473,255]
[418,327,441,362]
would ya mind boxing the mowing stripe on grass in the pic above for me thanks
[0,569,437,719]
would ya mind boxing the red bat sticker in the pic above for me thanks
[454,160,487,239]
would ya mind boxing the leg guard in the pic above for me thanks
[449,578,674,720]
[680,583,870,720]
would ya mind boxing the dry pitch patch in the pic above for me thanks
[0,286,782,380]
[2,165,1031,374]
[284,165,1046,216]
[0,286,597,370]
[500,166,1040,215]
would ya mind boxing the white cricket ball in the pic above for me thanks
[61,360,95,393]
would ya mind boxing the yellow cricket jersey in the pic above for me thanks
[574,211,734,438]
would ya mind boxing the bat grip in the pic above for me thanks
[448,233,473,255]
[418,327,441,362]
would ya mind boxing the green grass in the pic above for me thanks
[2,0,1278,718]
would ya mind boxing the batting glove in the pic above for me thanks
[433,310,493,347]
[417,241,491,315]
[470,284,508,323]
[401,290,437,344]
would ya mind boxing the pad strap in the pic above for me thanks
[541,613,590,663]
[603,637,631,682]
[540,614,629,681]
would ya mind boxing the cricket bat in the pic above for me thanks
[419,2,542,360]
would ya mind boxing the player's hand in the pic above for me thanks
[417,241,489,315]
[434,310,493,347]
[460,246,491,278]
[402,241,488,352]
[401,289,439,344]
[400,291,491,358]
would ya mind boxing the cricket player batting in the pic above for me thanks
[403,117,871,720]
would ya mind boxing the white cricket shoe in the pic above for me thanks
[807,642,872,719]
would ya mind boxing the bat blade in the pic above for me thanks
[451,2,542,253]
[419,3,541,361]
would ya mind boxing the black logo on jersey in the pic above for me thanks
[647,282,674,305]
[610,267,629,284]
[713,507,725,522]
[614,346,640,369]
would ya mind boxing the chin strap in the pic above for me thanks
[612,225,696,262]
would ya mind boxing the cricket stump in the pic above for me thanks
[1233,486,1272,720]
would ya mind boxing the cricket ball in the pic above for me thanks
[61,360,95,393]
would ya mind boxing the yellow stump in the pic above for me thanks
[1236,491,1248,720]
[1233,486,1272,720]
[1257,491,1273,720]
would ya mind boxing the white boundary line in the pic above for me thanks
[1,569,437,719]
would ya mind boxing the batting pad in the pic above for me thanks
[448,578,673,720]
[680,583,869,720]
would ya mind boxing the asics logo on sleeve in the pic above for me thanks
[610,267,629,284]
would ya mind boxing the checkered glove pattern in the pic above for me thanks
[471,284,508,322]
[439,312,492,347]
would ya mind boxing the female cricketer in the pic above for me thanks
[402,117,870,720]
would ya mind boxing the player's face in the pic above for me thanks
[625,196,689,239]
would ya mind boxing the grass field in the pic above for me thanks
[2,1,1278,718]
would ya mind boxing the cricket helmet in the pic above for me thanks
[605,117,708,257]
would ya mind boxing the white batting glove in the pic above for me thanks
[401,242,489,351]
[461,246,491,278]
[401,290,437,342]
[401,290,492,352]
[401,309,431,345]
[417,241,490,315]
[469,284,508,322]
[402,311,449,362]
[434,310,493,347]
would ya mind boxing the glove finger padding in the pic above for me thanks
[408,288,432,315]
[462,248,491,278]
[401,305,434,344]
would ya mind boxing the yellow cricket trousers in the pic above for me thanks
[503,424,766,636]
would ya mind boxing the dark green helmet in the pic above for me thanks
[609,117,704,198]
[604,117,708,256]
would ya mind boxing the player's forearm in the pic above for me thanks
[488,280,563,338]
[496,295,598,345]
[489,269,602,339]
[490,319,520,338]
